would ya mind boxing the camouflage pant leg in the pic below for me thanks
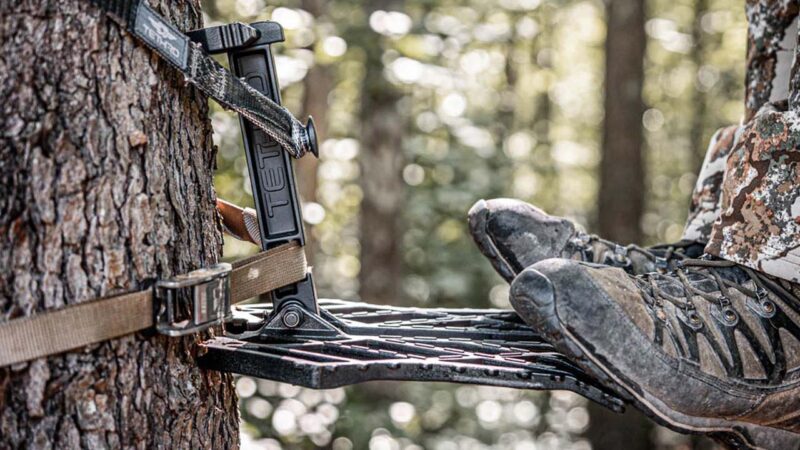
[744,1,797,120]
[681,125,740,243]
[705,103,800,282]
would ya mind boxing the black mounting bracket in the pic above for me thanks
[188,20,625,413]
[191,21,319,316]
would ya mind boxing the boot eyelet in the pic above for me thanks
[680,309,703,330]
[746,297,776,318]
[722,308,738,325]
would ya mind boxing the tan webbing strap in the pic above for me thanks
[0,243,307,367]
[230,243,306,303]
[0,290,154,367]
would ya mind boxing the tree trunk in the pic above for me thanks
[297,0,333,265]
[589,0,651,447]
[0,1,239,448]
[598,0,646,245]
[688,0,709,176]
[358,0,405,305]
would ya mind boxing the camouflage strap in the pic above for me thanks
[87,0,314,158]
[0,243,308,367]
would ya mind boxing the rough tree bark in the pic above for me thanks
[358,0,405,305]
[0,1,239,448]
[597,0,646,245]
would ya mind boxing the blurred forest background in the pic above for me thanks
[203,0,747,448]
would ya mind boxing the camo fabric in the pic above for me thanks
[743,0,797,120]
[705,102,800,282]
[681,125,739,243]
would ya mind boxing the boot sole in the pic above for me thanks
[467,199,517,282]
[510,269,800,450]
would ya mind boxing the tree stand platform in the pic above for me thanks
[190,20,625,414]
[199,299,624,412]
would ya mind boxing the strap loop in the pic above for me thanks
[88,0,315,158]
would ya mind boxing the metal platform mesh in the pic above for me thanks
[199,299,625,412]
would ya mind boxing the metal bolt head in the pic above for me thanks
[282,308,303,328]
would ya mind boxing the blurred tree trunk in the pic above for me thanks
[0,1,239,448]
[533,6,559,211]
[298,0,333,264]
[597,0,646,245]
[589,0,651,448]
[358,0,405,305]
[689,0,709,175]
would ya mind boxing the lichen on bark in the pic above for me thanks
[0,1,239,448]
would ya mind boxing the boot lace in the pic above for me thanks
[634,257,799,327]
[566,234,701,272]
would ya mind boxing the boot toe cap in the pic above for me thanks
[511,259,605,321]
[468,199,576,280]
[509,265,557,329]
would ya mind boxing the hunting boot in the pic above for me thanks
[469,123,739,282]
[510,257,800,448]
[468,198,703,281]
[509,100,800,448]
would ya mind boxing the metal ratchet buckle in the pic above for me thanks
[154,263,233,336]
